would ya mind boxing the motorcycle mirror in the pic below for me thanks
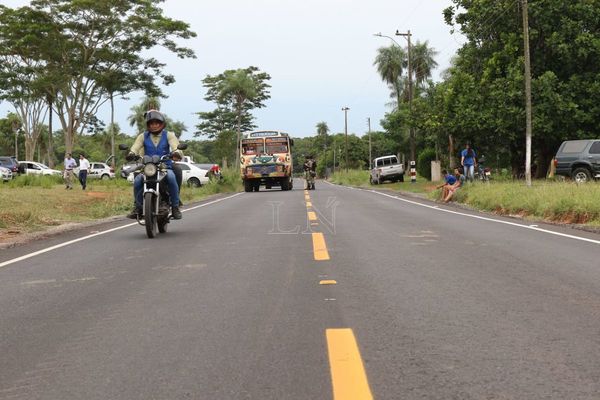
[177,143,188,151]
[118,144,129,151]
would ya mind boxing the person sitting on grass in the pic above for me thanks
[443,168,466,203]
[436,169,457,201]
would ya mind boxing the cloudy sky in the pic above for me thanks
[0,0,464,139]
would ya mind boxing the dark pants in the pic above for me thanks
[79,170,88,189]
[173,163,182,191]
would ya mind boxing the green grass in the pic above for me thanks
[0,168,244,235]
[328,169,600,227]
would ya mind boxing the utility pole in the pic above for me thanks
[522,0,533,187]
[367,117,372,169]
[396,29,414,163]
[342,106,350,172]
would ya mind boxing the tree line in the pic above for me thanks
[374,0,600,178]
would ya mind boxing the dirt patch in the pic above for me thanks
[85,191,110,199]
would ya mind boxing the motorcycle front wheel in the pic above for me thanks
[144,192,158,238]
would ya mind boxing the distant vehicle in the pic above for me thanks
[175,161,210,187]
[75,162,115,180]
[0,156,22,175]
[553,139,600,183]
[240,130,294,192]
[195,163,222,181]
[19,161,62,176]
[0,166,13,181]
[370,155,405,184]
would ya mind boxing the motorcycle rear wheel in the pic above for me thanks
[144,192,158,238]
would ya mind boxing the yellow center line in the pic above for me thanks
[306,201,313,207]
[320,280,337,285]
[326,329,373,400]
[305,195,311,201]
[312,232,330,261]
[308,211,317,221]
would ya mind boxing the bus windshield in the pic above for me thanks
[265,137,288,154]
[242,139,264,155]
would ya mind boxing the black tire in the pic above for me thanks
[244,180,253,192]
[101,174,110,180]
[311,182,315,190]
[158,216,168,233]
[253,182,260,192]
[188,177,201,188]
[399,175,404,183]
[281,178,290,191]
[572,167,591,183]
[144,192,157,238]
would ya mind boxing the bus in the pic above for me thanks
[240,130,294,192]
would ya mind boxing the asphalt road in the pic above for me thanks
[1,180,600,399]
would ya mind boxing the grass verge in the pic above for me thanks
[0,169,243,237]
[328,170,600,227]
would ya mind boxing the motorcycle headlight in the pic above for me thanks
[144,163,157,177]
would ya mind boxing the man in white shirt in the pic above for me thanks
[78,154,90,190]
[63,153,77,189]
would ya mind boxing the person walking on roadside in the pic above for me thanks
[78,153,90,190]
[63,153,77,189]
[460,143,477,182]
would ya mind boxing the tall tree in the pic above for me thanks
[0,0,196,155]
[196,66,271,166]
[373,45,406,109]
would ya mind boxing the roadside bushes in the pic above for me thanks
[417,148,437,180]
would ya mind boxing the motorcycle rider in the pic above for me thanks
[126,110,183,220]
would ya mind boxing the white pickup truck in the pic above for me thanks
[370,155,405,184]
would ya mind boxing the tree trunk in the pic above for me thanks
[110,94,115,169]
[47,101,54,168]
[448,133,455,169]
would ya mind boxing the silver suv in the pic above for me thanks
[553,139,600,183]
[370,155,405,184]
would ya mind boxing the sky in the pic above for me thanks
[0,0,465,140]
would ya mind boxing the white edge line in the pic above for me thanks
[325,181,600,246]
[0,192,244,269]
[369,189,600,245]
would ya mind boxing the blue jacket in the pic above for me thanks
[144,130,173,168]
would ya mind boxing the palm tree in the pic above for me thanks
[220,69,258,165]
[373,45,406,109]
[316,121,329,150]
[127,97,161,134]
[411,41,439,90]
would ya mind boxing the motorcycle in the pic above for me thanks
[476,155,492,182]
[119,143,187,238]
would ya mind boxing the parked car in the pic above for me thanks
[553,139,600,183]
[19,161,62,176]
[0,156,22,175]
[370,155,405,184]
[74,162,115,179]
[176,161,210,187]
[0,166,13,182]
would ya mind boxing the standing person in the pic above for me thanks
[78,153,90,190]
[63,153,77,189]
[126,110,183,220]
[303,155,316,190]
[460,143,477,182]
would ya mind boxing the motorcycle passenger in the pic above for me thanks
[126,110,183,220]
